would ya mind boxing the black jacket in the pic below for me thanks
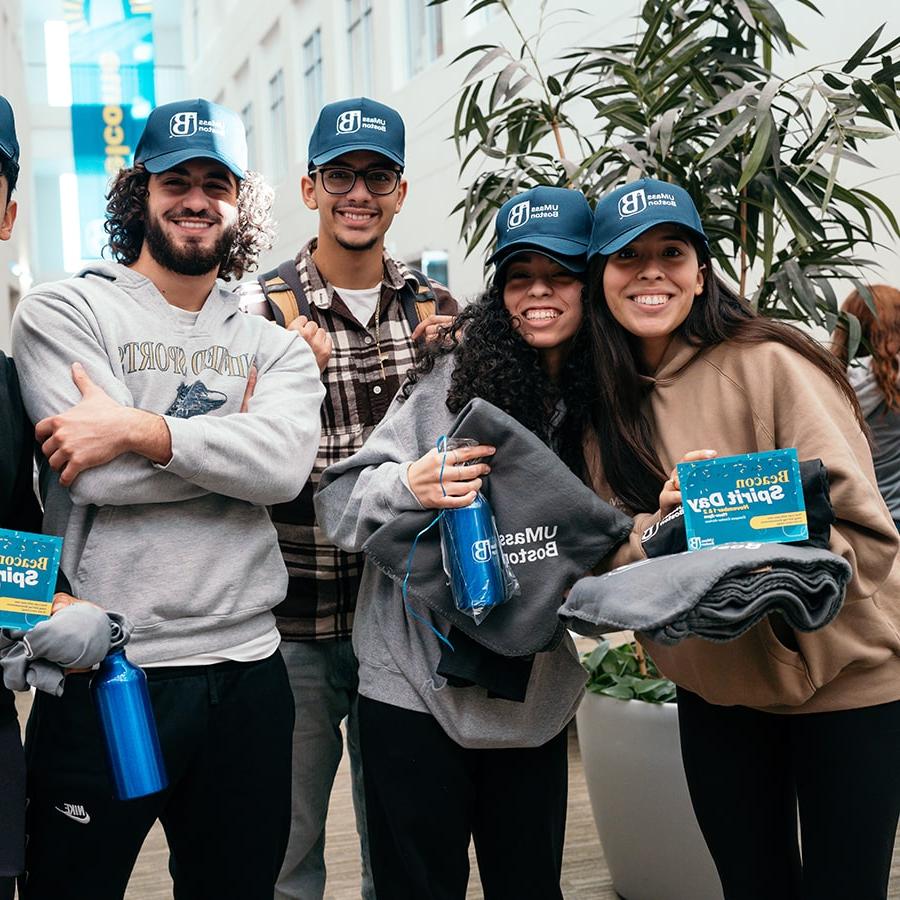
[0,352,41,534]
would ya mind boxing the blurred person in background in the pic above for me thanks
[833,284,900,531]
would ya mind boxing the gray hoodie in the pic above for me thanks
[315,356,587,749]
[11,262,324,664]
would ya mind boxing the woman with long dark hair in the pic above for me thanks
[586,178,900,900]
[832,284,900,530]
[316,186,596,899]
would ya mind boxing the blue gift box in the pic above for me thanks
[677,449,808,551]
[0,529,63,630]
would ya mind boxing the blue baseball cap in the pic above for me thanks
[489,186,593,274]
[0,95,19,166]
[308,97,405,169]
[135,98,247,179]
[588,178,707,259]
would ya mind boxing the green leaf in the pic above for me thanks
[699,106,756,163]
[823,73,848,91]
[547,75,562,96]
[855,188,900,236]
[463,46,508,86]
[842,311,862,359]
[737,113,773,190]
[634,0,670,66]
[783,259,820,320]
[852,79,892,125]
[842,24,886,73]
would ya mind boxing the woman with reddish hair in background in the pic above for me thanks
[833,285,900,531]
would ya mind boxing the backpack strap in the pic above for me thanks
[399,267,438,330]
[256,260,312,327]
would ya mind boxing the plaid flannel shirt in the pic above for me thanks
[236,239,457,640]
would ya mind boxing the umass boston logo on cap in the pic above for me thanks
[507,198,561,230]
[334,109,390,136]
[168,111,227,139]
[617,185,678,219]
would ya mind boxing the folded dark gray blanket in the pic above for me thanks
[560,542,851,645]
[363,397,634,657]
[0,604,132,696]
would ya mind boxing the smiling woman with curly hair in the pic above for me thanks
[104,163,275,281]
[317,186,599,900]
[405,276,594,478]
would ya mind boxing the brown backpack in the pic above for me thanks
[256,260,438,328]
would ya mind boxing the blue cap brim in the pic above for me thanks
[591,220,707,259]
[141,148,245,179]
[310,142,404,168]
[494,247,587,275]
[488,235,589,266]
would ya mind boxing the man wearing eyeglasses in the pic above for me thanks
[238,97,456,900]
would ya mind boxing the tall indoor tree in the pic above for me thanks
[435,0,900,351]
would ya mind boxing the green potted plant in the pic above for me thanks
[577,639,722,900]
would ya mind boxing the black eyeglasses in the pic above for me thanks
[312,166,402,196]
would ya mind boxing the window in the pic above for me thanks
[404,0,444,78]
[268,69,287,183]
[346,0,373,94]
[192,0,200,59]
[241,102,255,170]
[421,250,449,289]
[302,29,324,137]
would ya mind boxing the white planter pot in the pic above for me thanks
[576,691,723,900]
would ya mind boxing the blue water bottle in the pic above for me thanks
[91,649,167,800]
[443,493,506,615]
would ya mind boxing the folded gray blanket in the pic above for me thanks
[560,542,851,645]
[362,397,634,657]
[0,604,132,696]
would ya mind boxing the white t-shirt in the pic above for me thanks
[335,284,381,327]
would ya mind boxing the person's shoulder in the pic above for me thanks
[705,335,812,369]
[429,279,459,314]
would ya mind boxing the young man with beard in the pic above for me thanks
[11,98,324,900]
[239,97,456,900]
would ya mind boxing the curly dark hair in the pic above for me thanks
[104,163,276,281]
[405,279,594,478]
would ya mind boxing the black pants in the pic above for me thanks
[358,696,568,900]
[677,688,900,900]
[22,652,294,900]
[0,689,24,900]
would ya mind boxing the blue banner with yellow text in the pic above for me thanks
[66,0,155,261]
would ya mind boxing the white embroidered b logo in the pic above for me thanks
[618,189,647,218]
[472,540,494,563]
[336,110,361,134]
[169,112,197,137]
[507,201,530,229]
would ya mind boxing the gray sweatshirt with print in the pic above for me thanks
[315,356,587,749]
[11,262,324,664]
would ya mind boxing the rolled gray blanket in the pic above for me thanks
[0,604,133,696]
[560,542,851,646]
